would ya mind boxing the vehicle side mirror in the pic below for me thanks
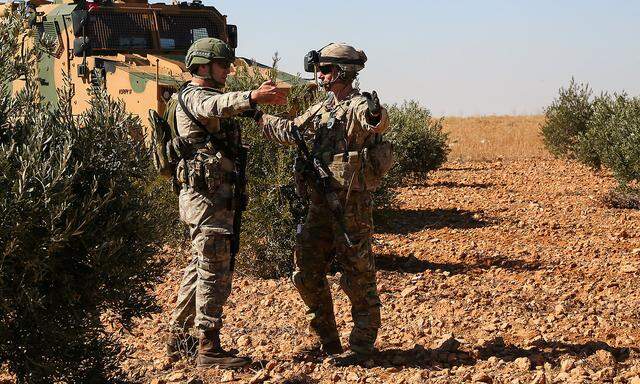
[71,10,89,37]
[226,24,237,49]
[73,36,92,56]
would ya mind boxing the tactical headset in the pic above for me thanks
[303,45,366,73]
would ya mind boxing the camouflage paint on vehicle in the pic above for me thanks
[37,47,57,108]
[129,71,182,94]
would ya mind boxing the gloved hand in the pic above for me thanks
[363,91,381,123]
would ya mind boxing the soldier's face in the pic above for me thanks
[209,61,232,84]
[317,65,338,91]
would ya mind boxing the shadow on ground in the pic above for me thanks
[351,337,635,370]
[282,375,318,384]
[374,208,494,235]
[375,253,540,274]
[439,165,494,172]
[474,337,636,366]
[429,181,494,189]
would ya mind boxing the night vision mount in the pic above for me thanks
[303,50,320,73]
[303,49,365,73]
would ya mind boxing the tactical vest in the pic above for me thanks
[173,85,244,194]
[308,97,394,192]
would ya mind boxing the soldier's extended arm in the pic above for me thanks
[190,90,254,119]
[190,81,287,119]
[259,102,324,146]
[260,114,296,146]
[354,93,390,134]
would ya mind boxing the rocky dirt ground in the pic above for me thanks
[117,159,640,384]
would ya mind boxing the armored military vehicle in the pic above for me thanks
[8,0,297,138]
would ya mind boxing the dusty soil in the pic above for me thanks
[118,159,640,384]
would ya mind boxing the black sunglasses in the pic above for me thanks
[318,65,333,75]
[213,60,232,69]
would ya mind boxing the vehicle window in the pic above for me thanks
[86,12,154,50]
[84,10,223,52]
[156,13,221,50]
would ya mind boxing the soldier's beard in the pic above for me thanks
[319,78,342,93]
[318,78,330,90]
[193,74,225,89]
[194,65,226,89]
[210,78,226,89]
[210,67,227,89]
[321,80,353,100]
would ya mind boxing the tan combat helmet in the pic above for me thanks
[318,43,367,73]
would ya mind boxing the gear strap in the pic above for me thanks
[177,85,235,158]
[319,56,365,65]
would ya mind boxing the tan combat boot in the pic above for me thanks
[329,349,375,367]
[197,330,251,369]
[166,330,197,362]
[293,336,343,360]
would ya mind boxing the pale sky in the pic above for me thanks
[203,0,640,116]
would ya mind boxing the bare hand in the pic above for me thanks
[250,81,288,105]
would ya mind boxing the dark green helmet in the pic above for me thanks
[185,38,235,70]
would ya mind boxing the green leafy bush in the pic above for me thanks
[1,8,163,382]
[226,62,317,278]
[541,78,594,158]
[574,94,614,169]
[543,79,640,208]
[583,93,640,185]
[372,100,449,208]
[385,100,449,178]
[145,175,187,245]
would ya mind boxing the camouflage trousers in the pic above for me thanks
[171,187,234,336]
[293,190,381,354]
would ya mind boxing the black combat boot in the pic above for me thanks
[197,330,251,369]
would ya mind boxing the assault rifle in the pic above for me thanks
[176,86,247,271]
[290,124,353,248]
[230,143,248,272]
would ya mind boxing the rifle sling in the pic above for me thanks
[177,86,234,158]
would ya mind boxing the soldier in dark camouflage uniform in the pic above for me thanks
[166,38,286,369]
[258,43,390,366]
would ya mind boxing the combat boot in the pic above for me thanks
[329,350,374,367]
[166,330,197,361]
[293,337,343,360]
[197,330,251,369]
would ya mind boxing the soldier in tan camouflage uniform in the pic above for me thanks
[166,38,286,369]
[258,43,390,366]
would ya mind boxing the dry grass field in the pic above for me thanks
[443,115,549,161]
